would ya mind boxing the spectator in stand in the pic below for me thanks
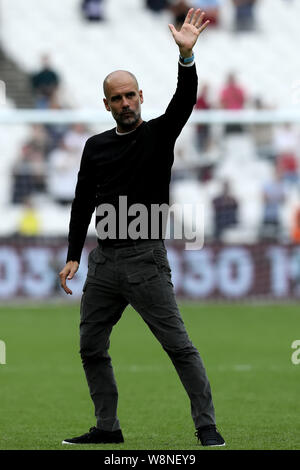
[47,136,84,206]
[146,0,167,13]
[194,83,211,151]
[11,143,46,204]
[45,97,70,153]
[220,72,246,110]
[26,124,52,157]
[81,0,105,21]
[291,207,300,244]
[212,180,239,241]
[30,54,60,109]
[167,1,190,29]
[232,0,257,32]
[259,168,286,242]
[272,123,299,156]
[193,0,221,27]
[17,197,41,237]
[273,123,300,186]
[63,123,91,156]
[219,72,246,133]
[276,152,299,186]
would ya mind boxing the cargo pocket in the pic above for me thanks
[152,247,171,275]
[127,265,165,306]
[152,247,176,292]
[88,248,106,277]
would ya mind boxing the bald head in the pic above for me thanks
[102,69,143,133]
[103,70,139,99]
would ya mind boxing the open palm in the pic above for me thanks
[169,8,209,56]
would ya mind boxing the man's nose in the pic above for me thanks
[121,97,130,108]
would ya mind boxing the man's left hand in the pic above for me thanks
[168,8,210,58]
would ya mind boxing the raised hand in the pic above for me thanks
[168,8,210,58]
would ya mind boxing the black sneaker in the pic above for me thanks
[195,425,225,447]
[62,426,124,445]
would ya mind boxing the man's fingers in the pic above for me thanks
[195,11,206,28]
[168,23,177,38]
[59,261,78,295]
[61,278,73,295]
[190,9,202,26]
[63,284,73,295]
[67,268,76,280]
[68,261,79,280]
[184,8,195,25]
[183,8,209,32]
[198,19,210,34]
[59,270,72,295]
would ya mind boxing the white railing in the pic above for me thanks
[1,109,300,124]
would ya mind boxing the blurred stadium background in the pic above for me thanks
[1,0,300,451]
[0,0,300,301]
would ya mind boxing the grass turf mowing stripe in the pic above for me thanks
[0,303,299,450]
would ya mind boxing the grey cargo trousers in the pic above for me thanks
[80,239,216,431]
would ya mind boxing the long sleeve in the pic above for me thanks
[152,62,198,140]
[66,139,96,263]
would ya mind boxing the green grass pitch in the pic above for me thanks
[0,302,299,450]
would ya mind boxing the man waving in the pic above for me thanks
[60,8,225,447]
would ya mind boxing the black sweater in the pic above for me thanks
[67,63,198,263]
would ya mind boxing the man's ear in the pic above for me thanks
[139,90,144,104]
[103,98,111,111]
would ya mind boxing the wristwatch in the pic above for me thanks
[179,54,195,65]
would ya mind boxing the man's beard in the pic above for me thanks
[114,110,141,131]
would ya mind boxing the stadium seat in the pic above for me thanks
[1,0,300,237]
